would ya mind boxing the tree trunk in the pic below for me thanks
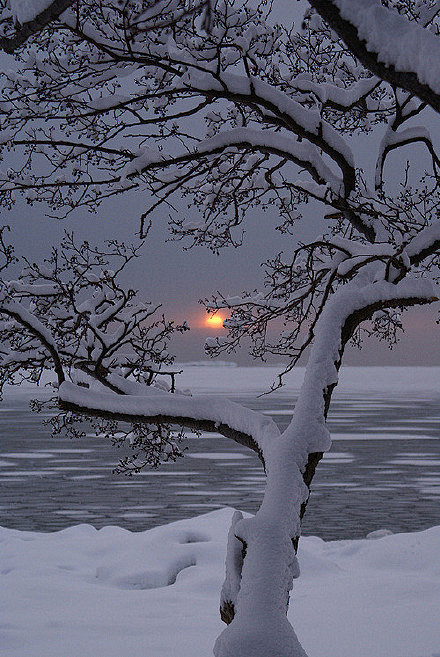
[214,284,372,656]
[215,434,313,657]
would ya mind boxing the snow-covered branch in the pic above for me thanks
[0,0,74,53]
[308,0,440,111]
[59,379,279,457]
[0,229,281,466]
[214,270,439,656]
[2,3,440,655]
[0,0,387,242]
[0,295,66,386]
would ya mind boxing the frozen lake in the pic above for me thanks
[1,365,439,540]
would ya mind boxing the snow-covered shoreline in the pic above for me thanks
[174,364,440,398]
[1,508,439,657]
[5,364,440,399]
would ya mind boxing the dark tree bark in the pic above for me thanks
[0,0,75,53]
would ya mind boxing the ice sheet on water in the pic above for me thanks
[389,458,440,466]
[186,452,251,460]
[332,432,438,440]
[70,475,104,480]
[0,470,56,476]
[322,452,355,460]
[0,452,55,458]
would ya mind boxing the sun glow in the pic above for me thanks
[205,313,225,328]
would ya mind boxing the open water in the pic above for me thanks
[1,366,439,541]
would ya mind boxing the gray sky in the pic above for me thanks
[1,1,439,368]
[5,187,439,366]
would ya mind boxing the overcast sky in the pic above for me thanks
[2,2,440,368]
[6,183,439,367]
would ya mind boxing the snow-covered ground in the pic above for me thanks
[1,507,439,657]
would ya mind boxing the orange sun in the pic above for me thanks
[205,313,225,328]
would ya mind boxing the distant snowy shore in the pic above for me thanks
[174,364,440,397]
[1,508,439,657]
[5,364,440,399]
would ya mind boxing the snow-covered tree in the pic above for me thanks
[1,1,440,655]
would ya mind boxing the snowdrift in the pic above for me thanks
[1,508,439,657]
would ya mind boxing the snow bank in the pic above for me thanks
[1,508,439,657]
